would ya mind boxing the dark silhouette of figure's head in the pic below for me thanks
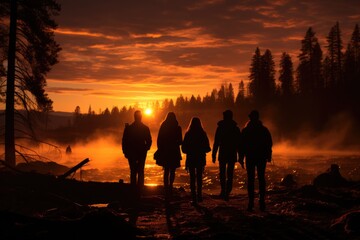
[134,110,142,122]
[162,111,179,127]
[187,117,204,132]
[223,110,233,121]
[165,111,177,122]
[248,110,260,121]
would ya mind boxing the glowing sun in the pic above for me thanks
[144,108,153,116]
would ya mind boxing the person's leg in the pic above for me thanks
[189,167,196,203]
[257,161,267,211]
[169,167,176,189]
[225,161,235,200]
[246,160,256,211]
[128,158,137,187]
[137,155,146,189]
[219,161,226,198]
[164,167,170,190]
[197,167,203,202]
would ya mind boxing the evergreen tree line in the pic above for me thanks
[249,23,360,102]
[48,22,360,146]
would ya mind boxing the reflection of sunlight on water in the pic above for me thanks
[145,183,159,187]
[89,203,108,208]
[32,139,360,195]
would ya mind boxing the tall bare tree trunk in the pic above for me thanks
[5,0,17,167]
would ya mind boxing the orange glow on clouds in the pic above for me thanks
[55,28,122,40]
[41,1,360,112]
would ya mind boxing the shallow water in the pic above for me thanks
[41,142,360,195]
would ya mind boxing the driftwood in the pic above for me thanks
[58,158,90,180]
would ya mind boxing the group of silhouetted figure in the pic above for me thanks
[122,109,272,212]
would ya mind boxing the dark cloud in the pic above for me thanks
[149,45,253,67]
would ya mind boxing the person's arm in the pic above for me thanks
[177,126,183,146]
[212,127,220,163]
[237,128,244,169]
[145,126,152,151]
[265,127,272,162]
[204,133,211,153]
[181,133,189,154]
[122,123,129,158]
[157,125,163,149]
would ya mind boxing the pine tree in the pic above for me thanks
[226,83,235,107]
[279,52,294,96]
[217,84,226,104]
[260,49,276,100]
[196,94,202,107]
[325,22,343,89]
[313,42,324,90]
[175,94,186,109]
[189,95,196,106]
[296,27,323,94]
[168,99,175,110]
[235,81,245,105]
[344,24,360,91]
[111,106,120,116]
[0,0,61,166]
[249,47,262,98]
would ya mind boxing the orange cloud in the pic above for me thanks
[55,28,122,40]
[45,0,360,112]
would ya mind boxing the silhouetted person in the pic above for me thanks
[182,117,211,205]
[313,164,348,188]
[242,110,272,212]
[156,112,182,195]
[212,110,242,201]
[122,110,152,190]
[66,145,72,154]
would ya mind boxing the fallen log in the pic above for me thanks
[58,158,90,180]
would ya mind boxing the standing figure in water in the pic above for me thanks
[122,110,152,190]
[242,110,272,212]
[156,112,182,195]
[212,110,242,201]
[182,117,211,205]
[66,145,72,155]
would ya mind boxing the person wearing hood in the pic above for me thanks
[156,112,183,196]
[212,110,242,201]
[242,110,272,212]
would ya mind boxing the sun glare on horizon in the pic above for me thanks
[144,108,153,116]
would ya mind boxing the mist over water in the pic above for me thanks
[5,108,359,195]
[25,132,360,195]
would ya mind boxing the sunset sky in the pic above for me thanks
[46,0,360,112]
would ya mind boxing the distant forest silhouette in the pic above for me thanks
[44,23,360,147]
